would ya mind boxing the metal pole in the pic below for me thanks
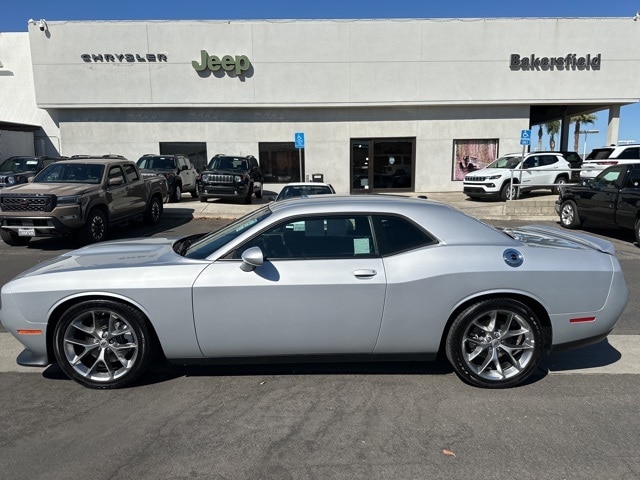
[298,148,302,182]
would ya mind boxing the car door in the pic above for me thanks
[192,214,386,357]
[577,165,626,225]
[121,163,147,214]
[105,165,130,220]
[178,157,195,191]
[616,167,640,229]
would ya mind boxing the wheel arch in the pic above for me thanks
[84,202,109,223]
[45,293,165,364]
[438,292,553,358]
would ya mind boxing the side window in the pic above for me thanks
[372,215,436,256]
[595,167,623,189]
[108,166,125,184]
[122,163,139,182]
[523,156,539,169]
[540,156,558,167]
[234,215,375,259]
[624,169,640,188]
[617,148,640,160]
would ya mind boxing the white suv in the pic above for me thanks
[580,145,640,179]
[463,152,572,201]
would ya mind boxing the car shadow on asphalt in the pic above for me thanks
[40,340,622,388]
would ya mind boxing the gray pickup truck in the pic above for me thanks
[556,162,640,243]
[0,155,168,246]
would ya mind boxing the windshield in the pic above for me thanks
[207,156,248,171]
[277,185,334,200]
[137,157,176,170]
[182,206,272,259]
[485,156,522,169]
[33,163,104,184]
[0,157,39,173]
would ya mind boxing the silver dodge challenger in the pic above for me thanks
[0,195,628,389]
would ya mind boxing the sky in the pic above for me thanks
[2,0,639,154]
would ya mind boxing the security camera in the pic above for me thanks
[38,19,47,31]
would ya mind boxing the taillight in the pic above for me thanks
[596,161,618,165]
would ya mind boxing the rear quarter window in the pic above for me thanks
[373,215,436,256]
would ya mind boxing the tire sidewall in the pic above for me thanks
[560,200,579,228]
[53,300,152,389]
[446,298,543,388]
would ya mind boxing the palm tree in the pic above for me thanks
[571,113,597,152]
[537,125,543,151]
[545,120,561,151]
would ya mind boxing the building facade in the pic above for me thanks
[1,17,639,193]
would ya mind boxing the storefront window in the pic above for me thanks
[259,142,305,183]
[351,138,415,193]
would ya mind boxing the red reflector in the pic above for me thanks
[17,329,43,335]
[570,317,596,324]
[596,161,618,165]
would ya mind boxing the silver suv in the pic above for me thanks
[137,154,198,202]
[463,152,572,201]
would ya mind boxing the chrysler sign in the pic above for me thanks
[510,53,601,70]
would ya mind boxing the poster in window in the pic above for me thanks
[452,139,499,181]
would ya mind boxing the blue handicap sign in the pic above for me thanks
[520,129,532,146]
[295,132,305,149]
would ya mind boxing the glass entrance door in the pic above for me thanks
[351,138,415,193]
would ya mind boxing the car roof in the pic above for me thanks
[267,194,516,247]
[281,182,333,187]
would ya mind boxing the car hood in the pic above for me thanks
[503,225,616,255]
[465,168,514,178]
[13,237,194,279]
[0,182,98,196]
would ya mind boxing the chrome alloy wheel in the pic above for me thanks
[560,203,575,226]
[461,308,536,382]
[62,308,139,383]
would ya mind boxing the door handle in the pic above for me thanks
[353,269,377,278]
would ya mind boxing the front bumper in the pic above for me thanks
[198,182,250,200]
[463,184,501,198]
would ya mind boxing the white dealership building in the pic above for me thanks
[0,17,639,193]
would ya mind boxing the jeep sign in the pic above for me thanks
[192,50,251,75]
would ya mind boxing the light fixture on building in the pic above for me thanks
[28,18,48,32]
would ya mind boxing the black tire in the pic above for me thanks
[199,195,208,203]
[76,208,107,245]
[0,229,30,246]
[446,298,543,389]
[553,175,568,195]
[143,195,163,225]
[255,185,263,199]
[171,183,182,203]
[635,218,640,245]
[190,186,199,198]
[559,200,581,228]
[243,184,253,204]
[500,182,518,201]
[53,299,154,389]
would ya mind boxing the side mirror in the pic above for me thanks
[108,177,124,186]
[181,165,188,171]
[581,179,592,187]
[240,246,264,272]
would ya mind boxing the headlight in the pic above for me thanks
[57,195,86,205]
[201,174,210,182]
[234,175,243,183]
[6,176,15,185]
[487,175,503,180]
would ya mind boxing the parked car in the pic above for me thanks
[0,155,67,189]
[556,162,640,242]
[580,144,640,179]
[272,182,336,201]
[0,195,627,389]
[463,152,574,200]
[197,154,263,204]
[0,156,168,246]
[136,154,198,202]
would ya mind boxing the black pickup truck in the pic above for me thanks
[556,162,640,243]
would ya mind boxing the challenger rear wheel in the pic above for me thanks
[446,298,543,388]
[53,300,153,389]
